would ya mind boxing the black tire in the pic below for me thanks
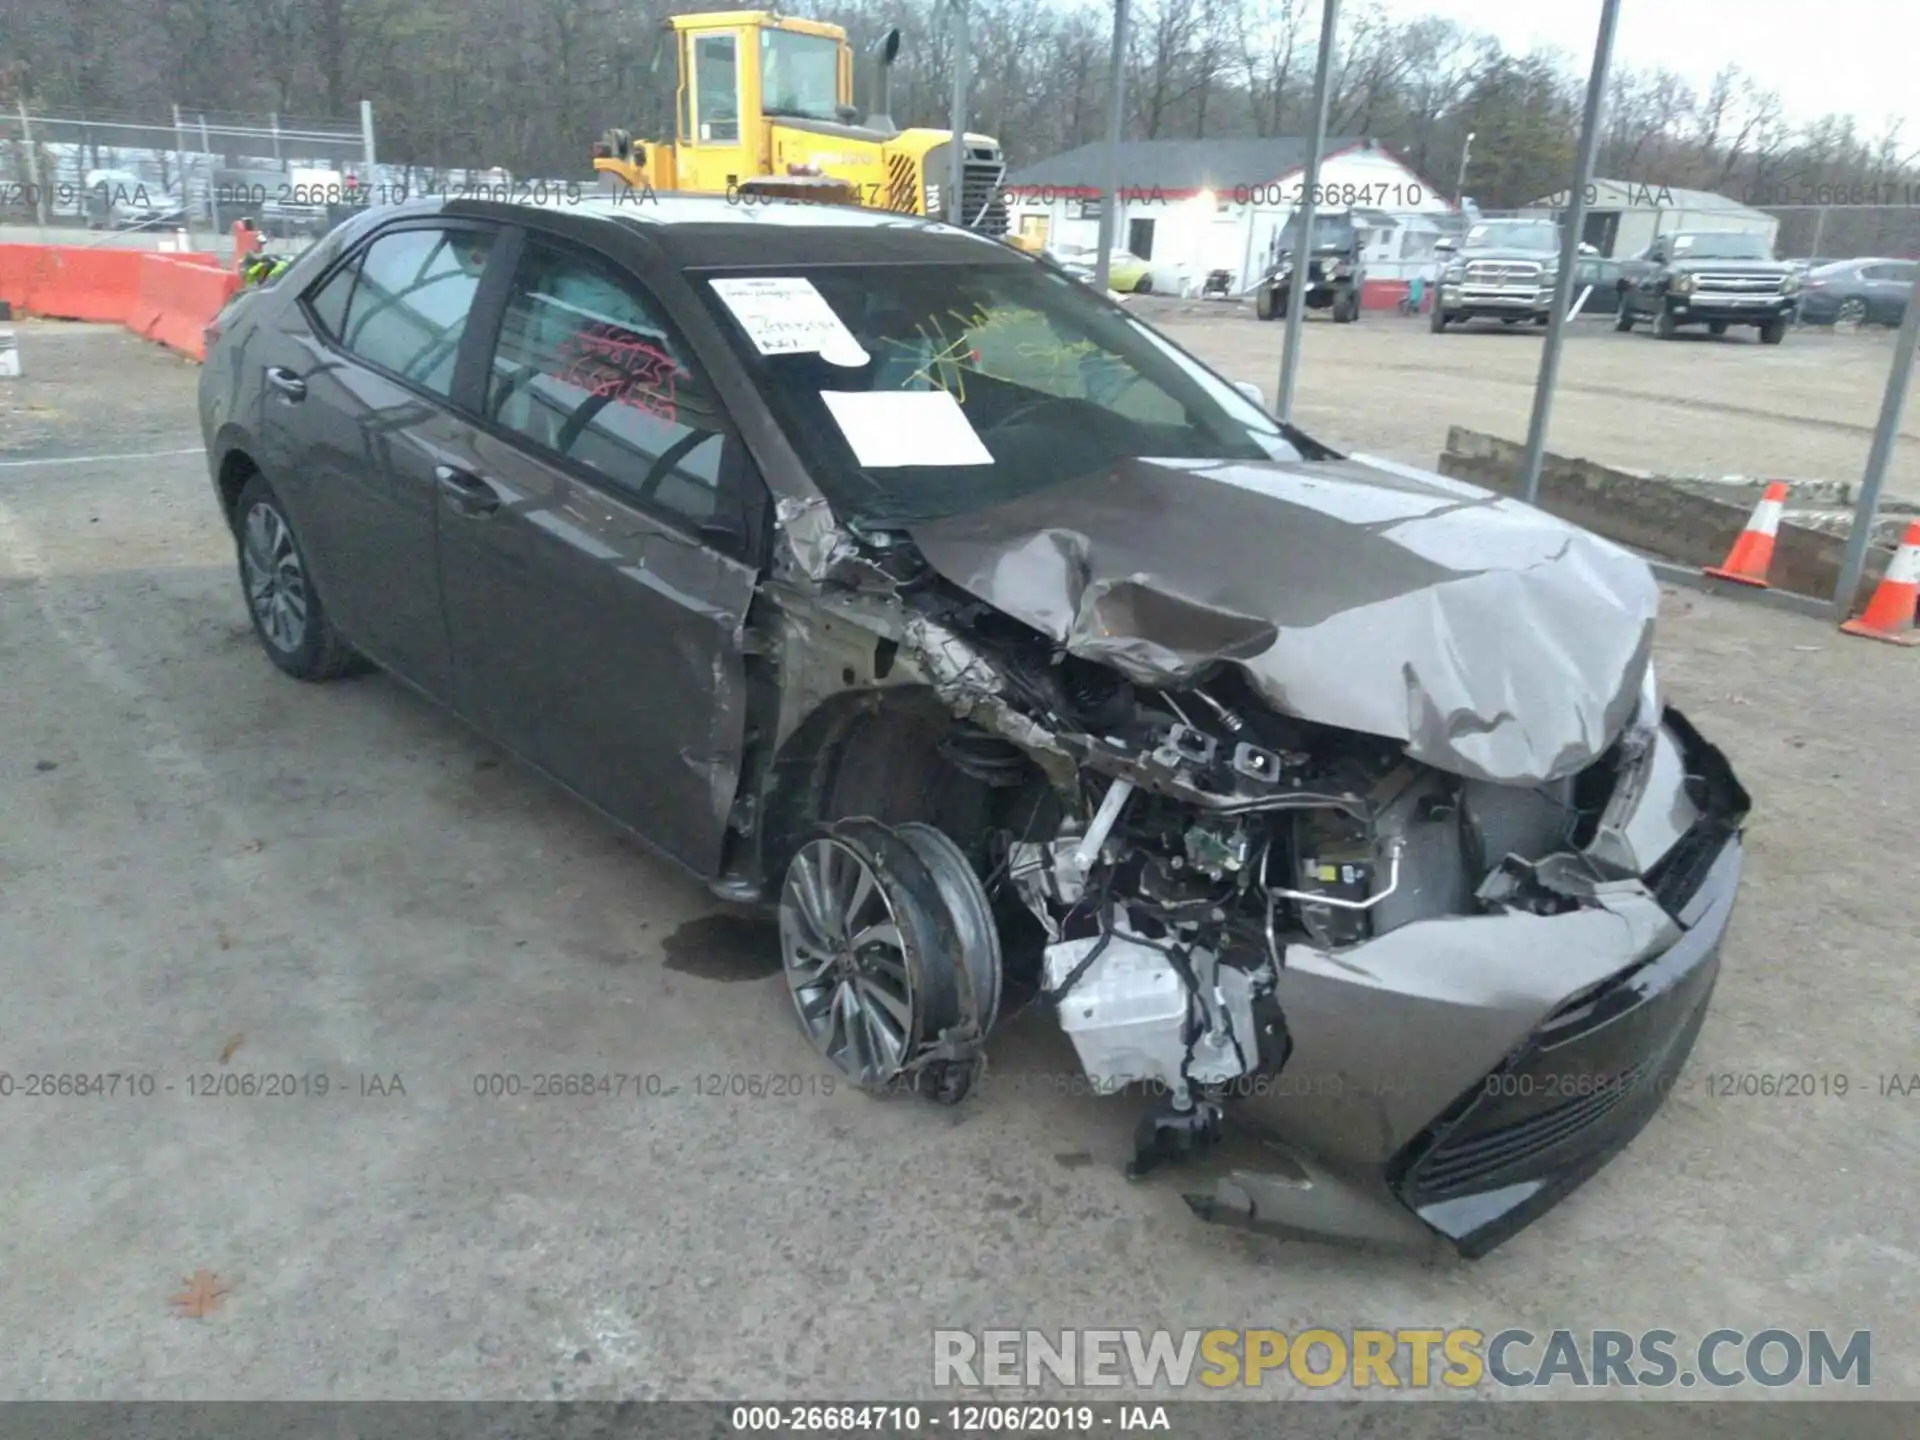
[1133,275,1152,295]
[1836,297,1867,327]
[1613,303,1635,332]
[232,475,359,682]
[1429,303,1449,333]
[1759,317,1787,345]
[1653,307,1679,339]
[1332,291,1358,323]
[1709,320,1728,336]
[1255,285,1277,321]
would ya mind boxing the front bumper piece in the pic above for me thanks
[1184,710,1748,1258]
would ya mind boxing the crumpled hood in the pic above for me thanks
[903,455,1659,786]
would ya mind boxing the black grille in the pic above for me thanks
[1411,1051,1658,1199]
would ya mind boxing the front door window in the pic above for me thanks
[694,35,740,143]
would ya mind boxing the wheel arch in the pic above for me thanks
[751,683,997,895]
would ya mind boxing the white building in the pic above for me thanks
[1002,137,1453,295]
[1520,179,1780,259]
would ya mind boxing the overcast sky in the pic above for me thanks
[1390,0,1913,140]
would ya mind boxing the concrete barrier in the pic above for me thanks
[1438,425,1896,608]
[0,243,239,362]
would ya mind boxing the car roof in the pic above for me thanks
[425,191,1024,268]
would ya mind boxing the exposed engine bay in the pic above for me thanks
[755,515,1735,1206]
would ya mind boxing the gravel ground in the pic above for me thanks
[1136,299,1920,503]
[0,322,1915,1416]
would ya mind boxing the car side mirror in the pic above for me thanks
[1234,380,1267,410]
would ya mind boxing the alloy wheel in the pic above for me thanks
[241,501,308,654]
[1837,297,1868,327]
[780,836,919,1087]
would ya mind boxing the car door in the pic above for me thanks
[433,227,764,873]
[265,220,503,696]
[1863,262,1915,324]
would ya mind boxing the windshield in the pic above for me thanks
[761,29,841,121]
[1671,233,1773,260]
[1275,215,1356,254]
[695,261,1312,525]
[1465,221,1560,252]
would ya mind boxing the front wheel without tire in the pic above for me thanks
[234,475,359,681]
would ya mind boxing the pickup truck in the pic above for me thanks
[1615,231,1800,343]
[1429,219,1593,331]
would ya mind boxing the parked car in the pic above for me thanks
[82,169,186,230]
[199,195,1749,1259]
[1572,255,1627,315]
[1794,257,1913,327]
[1048,243,1153,293]
[1615,231,1800,342]
[1429,220,1596,331]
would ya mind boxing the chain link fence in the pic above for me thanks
[1,104,376,256]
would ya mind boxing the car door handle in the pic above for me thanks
[435,464,502,517]
[264,365,306,401]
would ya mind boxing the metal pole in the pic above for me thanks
[1094,0,1130,292]
[947,0,969,227]
[1276,0,1339,425]
[199,114,222,238]
[360,99,378,173]
[1832,276,1920,615]
[270,112,282,165]
[18,102,47,230]
[172,103,192,247]
[1517,0,1620,505]
[1454,131,1474,204]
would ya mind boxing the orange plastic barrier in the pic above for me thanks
[131,252,241,360]
[0,245,146,324]
[0,243,239,361]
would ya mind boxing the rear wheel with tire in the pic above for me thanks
[233,475,359,681]
[1758,317,1787,345]
[1653,307,1679,339]
[1255,285,1277,321]
[1332,289,1358,323]
[1836,296,1868,327]
[1133,275,1152,295]
[1613,304,1636,332]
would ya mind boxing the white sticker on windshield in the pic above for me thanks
[1673,235,1693,250]
[820,390,994,468]
[708,276,870,367]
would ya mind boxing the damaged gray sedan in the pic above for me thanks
[199,195,1750,1259]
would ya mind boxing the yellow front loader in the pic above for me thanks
[592,11,1009,234]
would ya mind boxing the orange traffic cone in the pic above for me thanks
[1704,481,1788,586]
[1840,521,1920,646]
